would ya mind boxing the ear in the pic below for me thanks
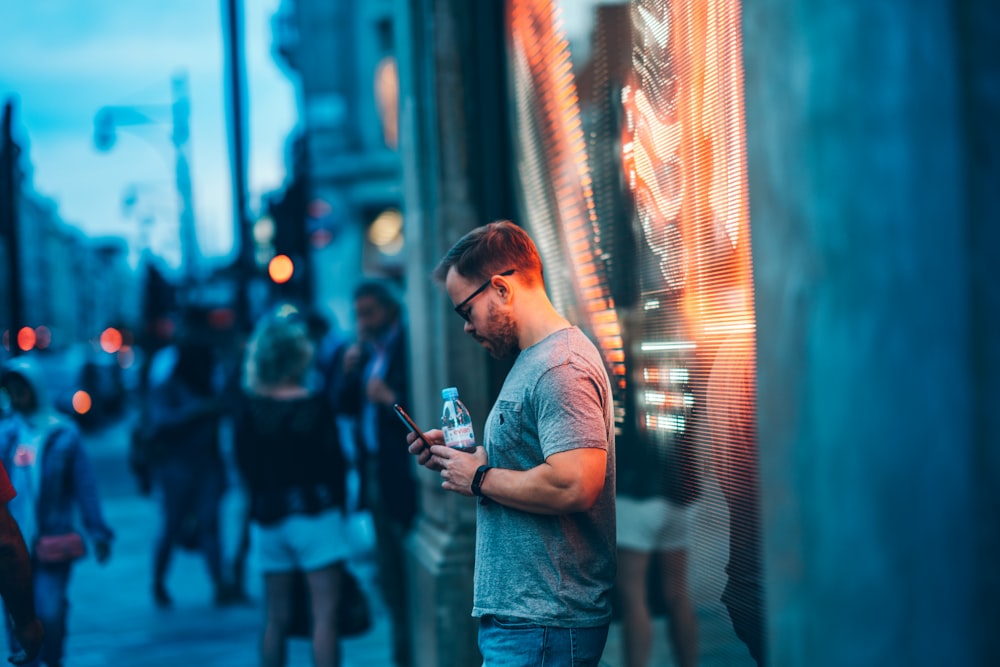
[493,274,512,300]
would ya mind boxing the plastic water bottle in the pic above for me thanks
[441,387,476,452]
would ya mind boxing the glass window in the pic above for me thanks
[507,1,763,664]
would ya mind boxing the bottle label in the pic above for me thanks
[444,424,476,450]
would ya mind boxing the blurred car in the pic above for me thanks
[29,343,131,430]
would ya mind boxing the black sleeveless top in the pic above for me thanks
[233,393,347,525]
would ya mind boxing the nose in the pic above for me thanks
[463,320,475,334]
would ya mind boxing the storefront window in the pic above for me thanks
[508,1,763,664]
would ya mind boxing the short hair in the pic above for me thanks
[244,311,315,392]
[432,220,544,286]
[352,280,400,314]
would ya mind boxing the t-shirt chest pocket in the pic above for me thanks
[486,400,522,461]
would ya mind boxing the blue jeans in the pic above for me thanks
[478,615,609,667]
[5,561,72,667]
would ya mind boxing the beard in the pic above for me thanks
[475,302,520,359]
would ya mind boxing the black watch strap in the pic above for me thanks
[471,465,492,497]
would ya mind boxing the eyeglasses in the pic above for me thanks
[453,269,515,322]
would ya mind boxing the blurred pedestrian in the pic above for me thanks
[335,281,416,667]
[613,350,700,667]
[708,331,765,665]
[614,486,698,667]
[409,221,617,667]
[0,357,113,667]
[0,459,44,666]
[142,337,232,608]
[234,309,350,667]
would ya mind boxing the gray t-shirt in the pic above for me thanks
[472,326,617,627]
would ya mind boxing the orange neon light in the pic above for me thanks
[622,0,755,337]
[509,0,626,384]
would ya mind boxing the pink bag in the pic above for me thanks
[35,533,86,563]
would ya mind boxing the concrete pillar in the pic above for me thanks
[742,0,1000,664]
[396,1,511,665]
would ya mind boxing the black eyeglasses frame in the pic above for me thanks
[453,269,516,322]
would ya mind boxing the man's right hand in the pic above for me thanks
[9,617,43,665]
[407,429,445,471]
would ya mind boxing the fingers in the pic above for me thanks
[9,651,28,665]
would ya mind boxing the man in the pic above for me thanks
[0,460,44,665]
[337,281,417,667]
[408,220,617,667]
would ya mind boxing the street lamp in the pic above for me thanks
[94,73,199,284]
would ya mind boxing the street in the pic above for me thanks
[3,403,754,667]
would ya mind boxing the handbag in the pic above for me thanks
[35,532,86,564]
[338,565,372,637]
[288,565,372,638]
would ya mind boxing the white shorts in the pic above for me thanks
[616,495,692,552]
[252,508,352,574]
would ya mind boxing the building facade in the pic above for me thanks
[395,0,1000,666]
[272,0,405,328]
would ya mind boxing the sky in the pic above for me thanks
[0,0,298,268]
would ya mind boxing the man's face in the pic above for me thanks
[445,269,520,359]
[354,295,394,341]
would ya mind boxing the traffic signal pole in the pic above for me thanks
[1,100,25,356]
[223,0,254,332]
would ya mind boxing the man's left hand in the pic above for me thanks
[433,445,488,496]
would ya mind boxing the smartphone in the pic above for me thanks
[393,403,429,450]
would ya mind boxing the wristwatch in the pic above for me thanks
[471,465,492,497]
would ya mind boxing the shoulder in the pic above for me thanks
[537,329,607,384]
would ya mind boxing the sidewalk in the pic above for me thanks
[57,412,395,667]
[14,409,755,666]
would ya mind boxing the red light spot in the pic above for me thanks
[100,328,123,354]
[17,327,36,352]
[72,391,92,415]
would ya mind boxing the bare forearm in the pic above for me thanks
[481,464,603,515]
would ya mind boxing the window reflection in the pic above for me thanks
[508,0,763,664]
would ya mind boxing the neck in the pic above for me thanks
[516,297,571,350]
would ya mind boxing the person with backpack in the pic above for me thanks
[0,356,113,667]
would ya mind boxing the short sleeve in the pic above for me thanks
[534,362,610,459]
[0,461,15,504]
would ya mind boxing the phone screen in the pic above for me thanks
[393,404,429,448]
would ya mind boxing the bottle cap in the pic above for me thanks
[441,387,458,400]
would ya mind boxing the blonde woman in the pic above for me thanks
[234,310,350,667]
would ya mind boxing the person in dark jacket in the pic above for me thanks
[234,309,350,667]
[142,338,230,608]
[336,280,417,667]
[0,357,113,667]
